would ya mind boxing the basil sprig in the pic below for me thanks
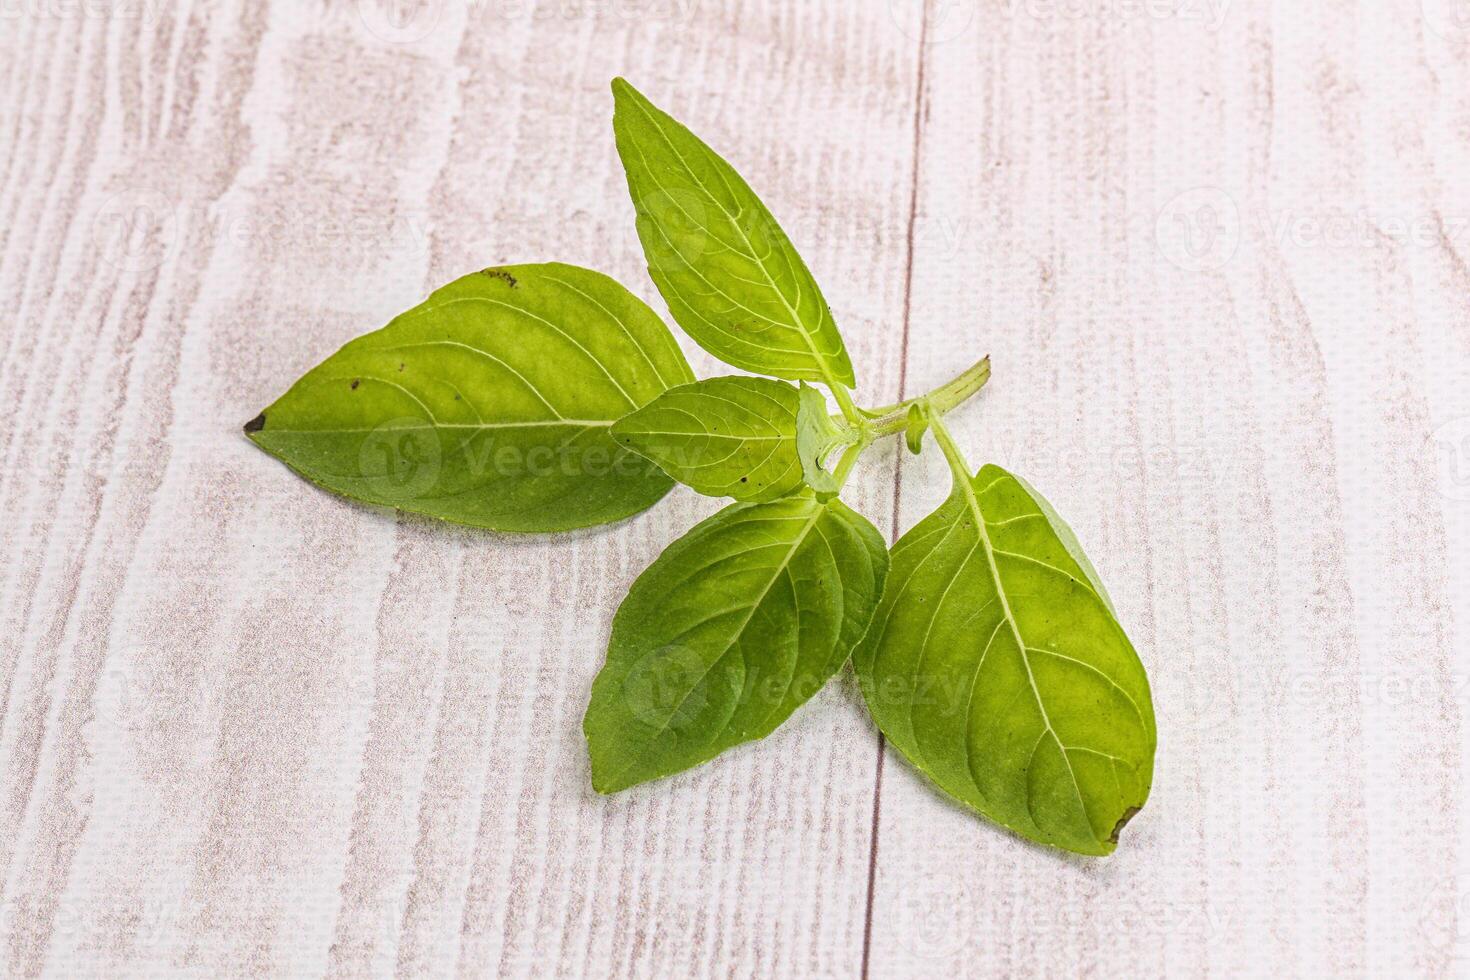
[247,80,1156,856]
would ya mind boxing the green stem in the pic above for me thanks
[830,434,872,491]
[865,356,990,438]
[810,355,989,488]
[828,381,861,425]
[928,413,975,483]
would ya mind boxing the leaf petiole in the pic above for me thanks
[830,433,874,491]
[811,356,990,489]
[828,380,862,425]
[927,412,975,485]
[862,356,991,438]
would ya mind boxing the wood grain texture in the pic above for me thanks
[0,1,1465,977]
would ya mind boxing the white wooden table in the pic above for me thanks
[2,1,1467,976]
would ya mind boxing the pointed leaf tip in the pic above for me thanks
[610,79,856,387]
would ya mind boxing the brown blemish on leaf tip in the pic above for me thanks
[1109,805,1141,844]
[480,268,518,287]
[244,412,266,434]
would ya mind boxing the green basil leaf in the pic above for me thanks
[610,375,809,502]
[611,77,856,388]
[854,464,1156,855]
[795,384,855,499]
[584,492,888,792]
[611,377,858,503]
[246,263,694,532]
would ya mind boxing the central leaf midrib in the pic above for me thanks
[956,473,1090,834]
[626,429,785,442]
[264,420,615,433]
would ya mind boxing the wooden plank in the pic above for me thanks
[2,1,1468,977]
[864,2,1468,977]
[395,6,920,974]
[0,1,918,976]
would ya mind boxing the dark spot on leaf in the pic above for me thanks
[740,477,747,482]
[480,268,518,287]
[244,412,266,434]
[350,379,360,390]
[1109,806,1141,844]
[398,363,405,372]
